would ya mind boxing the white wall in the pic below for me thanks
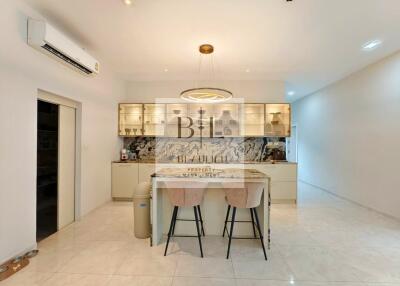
[292,51,400,219]
[0,1,125,263]
[126,80,286,102]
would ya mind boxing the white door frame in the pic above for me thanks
[37,89,82,221]
[286,123,298,163]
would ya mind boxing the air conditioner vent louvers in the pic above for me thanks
[42,44,93,75]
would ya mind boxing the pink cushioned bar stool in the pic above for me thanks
[222,182,267,260]
[164,181,207,258]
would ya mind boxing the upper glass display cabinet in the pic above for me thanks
[118,103,143,136]
[118,103,291,138]
[265,104,291,137]
[242,104,265,137]
[143,104,166,136]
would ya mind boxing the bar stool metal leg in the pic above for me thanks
[197,205,205,236]
[222,205,231,237]
[171,207,178,236]
[226,206,236,259]
[253,207,267,261]
[250,208,257,238]
[164,206,178,256]
[193,206,204,258]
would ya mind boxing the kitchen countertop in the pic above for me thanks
[153,167,269,179]
[112,160,297,165]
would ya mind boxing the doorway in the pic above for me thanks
[37,100,58,241]
[36,95,77,242]
[286,124,298,163]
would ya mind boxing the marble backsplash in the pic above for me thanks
[124,137,286,163]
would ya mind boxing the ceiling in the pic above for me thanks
[23,0,400,100]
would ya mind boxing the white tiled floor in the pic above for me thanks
[3,182,400,286]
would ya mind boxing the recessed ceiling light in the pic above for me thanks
[362,39,382,51]
[123,0,133,5]
[245,68,250,73]
[287,91,295,96]
[164,68,169,72]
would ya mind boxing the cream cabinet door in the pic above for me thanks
[257,164,297,182]
[138,164,156,184]
[271,181,297,203]
[250,164,298,203]
[112,163,138,199]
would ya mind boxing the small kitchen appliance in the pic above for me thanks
[120,148,129,161]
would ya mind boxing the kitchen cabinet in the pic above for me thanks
[187,103,213,137]
[165,103,189,137]
[143,104,166,136]
[265,104,291,137]
[112,162,297,202]
[111,163,138,200]
[253,163,297,203]
[242,104,265,136]
[212,103,241,137]
[118,103,291,138]
[118,104,143,136]
[271,181,297,202]
[138,163,156,184]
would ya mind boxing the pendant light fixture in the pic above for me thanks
[180,44,233,103]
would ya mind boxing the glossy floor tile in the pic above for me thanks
[3,182,400,285]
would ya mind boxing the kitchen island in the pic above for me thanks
[151,167,271,247]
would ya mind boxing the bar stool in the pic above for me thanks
[164,181,207,258]
[222,182,267,260]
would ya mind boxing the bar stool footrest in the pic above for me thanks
[171,235,201,238]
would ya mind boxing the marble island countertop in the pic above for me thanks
[152,167,269,179]
[113,160,297,165]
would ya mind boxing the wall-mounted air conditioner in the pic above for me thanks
[27,18,99,75]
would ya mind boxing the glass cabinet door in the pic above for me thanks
[265,103,291,137]
[212,103,241,137]
[143,104,166,136]
[187,103,214,137]
[165,103,189,137]
[119,104,143,136]
[242,104,265,136]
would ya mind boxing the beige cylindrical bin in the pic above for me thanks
[133,182,151,239]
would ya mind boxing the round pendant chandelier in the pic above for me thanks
[180,44,233,103]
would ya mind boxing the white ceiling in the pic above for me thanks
[23,0,400,100]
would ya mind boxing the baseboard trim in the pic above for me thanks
[299,179,400,222]
[272,199,297,204]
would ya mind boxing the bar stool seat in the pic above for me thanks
[222,182,267,260]
[164,181,207,258]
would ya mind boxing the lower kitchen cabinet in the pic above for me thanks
[111,162,297,202]
[111,163,138,200]
[270,181,297,203]
[253,164,297,203]
[138,163,156,184]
